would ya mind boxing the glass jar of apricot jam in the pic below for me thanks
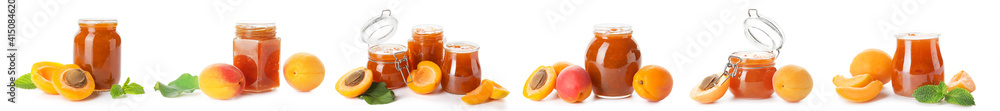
[440,41,482,94]
[367,44,411,89]
[891,32,945,97]
[74,18,122,91]
[408,24,445,71]
[723,9,785,99]
[233,22,281,92]
[585,23,641,98]
[726,51,777,98]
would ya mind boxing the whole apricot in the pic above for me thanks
[633,65,673,102]
[555,65,592,103]
[283,52,326,92]
[199,63,245,100]
[551,61,573,77]
[772,65,813,102]
[850,48,893,83]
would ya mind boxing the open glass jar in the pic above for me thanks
[360,9,410,89]
[724,9,785,99]
[408,24,446,72]
[890,32,944,97]
[585,23,641,98]
[440,41,482,94]
[74,18,122,91]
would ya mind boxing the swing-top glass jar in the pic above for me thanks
[724,9,785,99]
[360,9,410,89]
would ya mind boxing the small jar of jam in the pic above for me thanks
[723,9,785,99]
[367,44,411,89]
[585,23,641,98]
[233,21,281,92]
[74,18,122,91]
[726,51,777,98]
[891,32,945,97]
[408,24,445,71]
[440,41,482,94]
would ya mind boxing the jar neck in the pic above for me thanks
[79,23,117,31]
[594,33,632,39]
[236,29,276,39]
[369,52,406,62]
[412,32,443,41]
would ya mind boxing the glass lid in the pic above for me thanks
[743,9,785,54]
[361,9,399,45]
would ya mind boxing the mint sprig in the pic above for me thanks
[359,82,395,105]
[154,73,200,98]
[14,73,36,89]
[111,77,145,99]
[913,82,975,106]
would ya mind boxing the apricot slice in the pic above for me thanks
[835,80,882,102]
[407,61,442,94]
[336,67,374,98]
[522,66,556,101]
[490,83,509,99]
[633,65,672,102]
[772,65,813,102]
[946,70,975,92]
[51,66,95,101]
[30,61,65,95]
[462,79,495,105]
[690,73,730,104]
[833,74,873,87]
[850,49,893,83]
[551,61,573,77]
[283,52,326,92]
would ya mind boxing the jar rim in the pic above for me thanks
[594,23,632,35]
[369,44,408,55]
[237,21,276,30]
[730,51,775,60]
[895,32,940,40]
[412,24,443,35]
[445,41,480,53]
[79,18,117,26]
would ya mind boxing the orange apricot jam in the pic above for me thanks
[233,22,281,92]
[726,51,776,99]
[585,24,641,98]
[368,44,410,89]
[408,24,445,71]
[74,18,122,91]
[440,41,482,94]
[891,32,945,97]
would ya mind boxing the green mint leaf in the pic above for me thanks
[14,73,36,89]
[945,88,975,106]
[124,78,131,85]
[111,84,126,99]
[937,82,947,93]
[124,83,145,94]
[360,82,395,105]
[155,73,201,98]
[913,84,945,103]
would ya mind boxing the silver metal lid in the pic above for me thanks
[743,9,785,55]
[361,9,399,45]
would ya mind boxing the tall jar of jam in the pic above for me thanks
[585,23,641,98]
[233,22,281,92]
[891,32,944,97]
[367,44,410,89]
[74,18,122,91]
[408,24,445,71]
[440,41,481,94]
[724,9,785,99]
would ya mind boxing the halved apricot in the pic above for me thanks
[336,67,373,98]
[690,73,730,104]
[947,70,975,92]
[490,83,509,99]
[51,66,95,101]
[462,79,495,105]
[835,80,882,102]
[523,66,556,101]
[407,61,442,94]
[30,61,64,95]
[833,74,873,87]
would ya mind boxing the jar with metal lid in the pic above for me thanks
[724,9,785,99]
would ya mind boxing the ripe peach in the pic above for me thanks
[772,65,813,102]
[199,63,245,100]
[555,65,591,103]
[283,52,326,92]
[850,49,893,83]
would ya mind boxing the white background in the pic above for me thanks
[3,0,997,111]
